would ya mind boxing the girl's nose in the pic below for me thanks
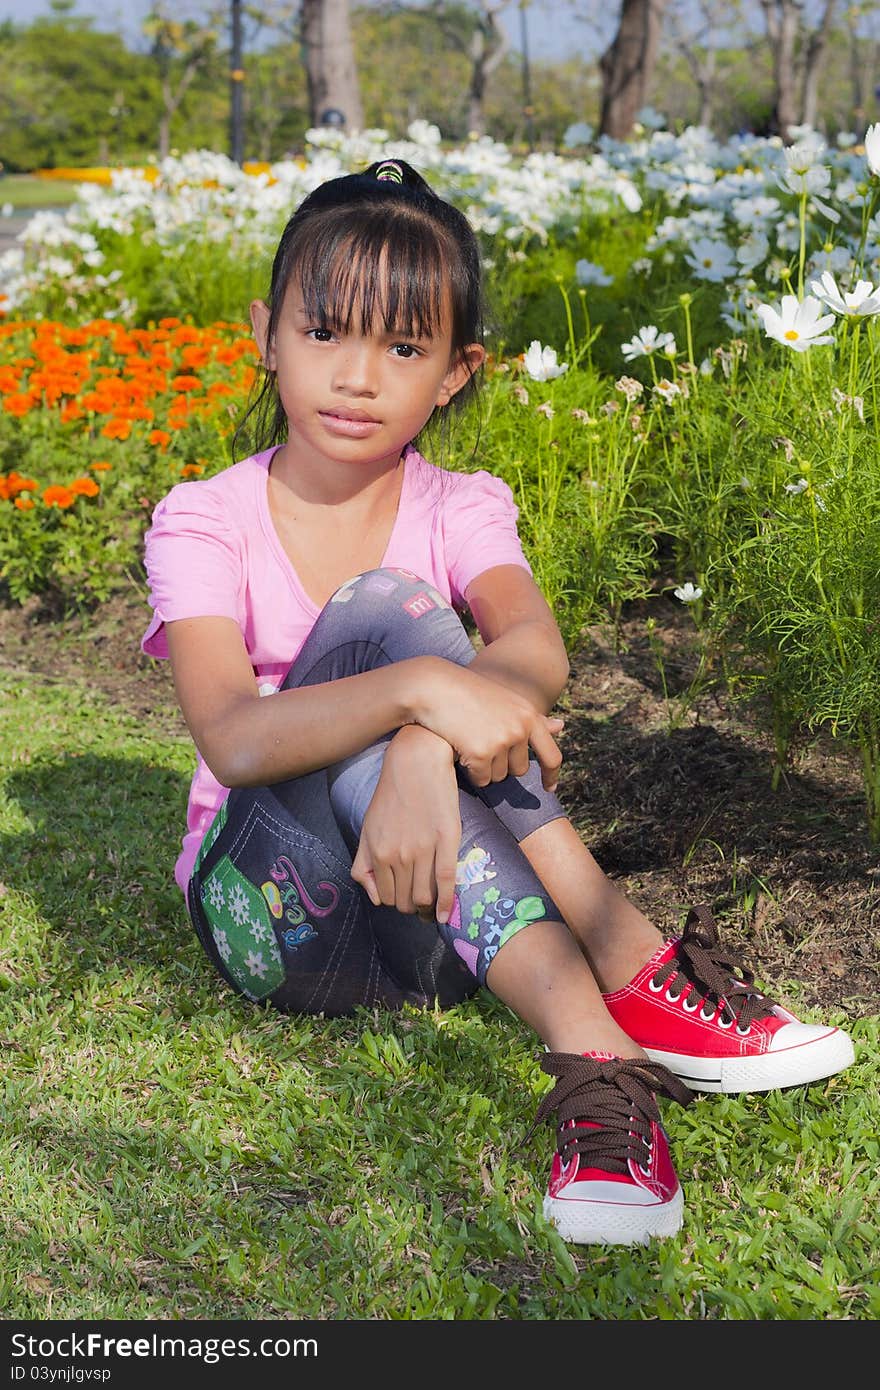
[332,342,378,396]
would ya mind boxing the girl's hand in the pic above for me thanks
[413,658,564,792]
[350,726,462,924]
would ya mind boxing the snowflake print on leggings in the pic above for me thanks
[199,855,285,1000]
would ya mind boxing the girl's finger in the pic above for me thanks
[529,722,563,791]
[411,858,436,920]
[507,741,531,779]
[434,844,457,926]
[371,858,396,910]
[352,851,381,907]
[392,861,416,916]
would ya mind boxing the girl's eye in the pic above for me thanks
[309,328,334,342]
[391,344,419,358]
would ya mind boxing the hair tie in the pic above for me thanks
[375,160,404,184]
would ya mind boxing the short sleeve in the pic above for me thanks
[141,480,242,658]
[443,470,532,608]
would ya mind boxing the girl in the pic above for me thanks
[142,159,854,1248]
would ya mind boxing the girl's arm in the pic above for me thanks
[165,607,563,792]
[463,564,570,712]
[166,615,428,788]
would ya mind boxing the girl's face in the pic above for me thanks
[250,271,484,474]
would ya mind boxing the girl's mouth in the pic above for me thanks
[319,409,382,438]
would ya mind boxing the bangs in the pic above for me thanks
[294,210,449,339]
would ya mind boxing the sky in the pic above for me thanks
[0,0,608,63]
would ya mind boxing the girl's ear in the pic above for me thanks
[436,342,486,407]
[249,299,275,370]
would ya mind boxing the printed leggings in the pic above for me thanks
[188,567,566,1017]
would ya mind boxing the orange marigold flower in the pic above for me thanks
[5,472,38,496]
[180,346,210,369]
[158,317,182,329]
[90,461,112,472]
[171,374,202,392]
[180,463,205,477]
[101,417,132,441]
[42,485,75,509]
[69,476,100,497]
[14,496,35,511]
[61,402,83,423]
[3,393,35,417]
[149,429,172,449]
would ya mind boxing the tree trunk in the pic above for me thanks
[800,0,837,129]
[466,9,509,136]
[300,0,364,131]
[599,0,666,140]
[760,0,802,140]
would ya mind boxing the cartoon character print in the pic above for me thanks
[455,847,497,889]
[446,845,547,979]
[261,853,340,952]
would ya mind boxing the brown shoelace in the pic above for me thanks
[525,1053,693,1174]
[653,905,777,1029]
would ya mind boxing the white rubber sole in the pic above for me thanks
[543,1187,684,1246]
[645,1028,855,1094]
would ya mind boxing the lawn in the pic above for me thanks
[1,599,877,1321]
[0,174,79,209]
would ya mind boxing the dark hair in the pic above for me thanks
[233,159,485,461]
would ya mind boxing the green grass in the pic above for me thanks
[0,174,80,209]
[2,673,878,1320]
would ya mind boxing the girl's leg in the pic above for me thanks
[516,819,664,993]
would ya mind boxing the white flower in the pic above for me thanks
[653,378,682,403]
[674,582,703,603]
[683,236,737,283]
[809,271,880,318]
[783,133,826,176]
[864,123,880,178]
[563,122,594,148]
[755,295,835,351]
[621,325,676,361]
[575,258,612,286]
[782,164,832,197]
[536,401,555,418]
[615,375,644,402]
[523,340,568,381]
[635,105,666,131]
[784,478,809,495]
[736,231,770,273]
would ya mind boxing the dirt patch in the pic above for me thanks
[5,589,877,1016]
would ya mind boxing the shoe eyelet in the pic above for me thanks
[736,1023,751,1036]
[681,995,700,1012]
[665,988,682,1003]
[717,1014,734,1029]
[648,977,664,993]
[701,1004,716,1020]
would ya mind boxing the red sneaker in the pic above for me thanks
[603,906,855,1094]
[530,1051,692,1246]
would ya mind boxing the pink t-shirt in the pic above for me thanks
[141,443,532,892]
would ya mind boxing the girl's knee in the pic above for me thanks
[325,568,474,662]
